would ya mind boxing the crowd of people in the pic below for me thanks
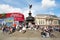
[2,24,26,34]
[0,23,60,38]
[1,23,38,34]
[40,26,53,38]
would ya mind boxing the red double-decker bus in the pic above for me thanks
[6,12,24,21]
[0,12,25,27]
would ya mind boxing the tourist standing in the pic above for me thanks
[22,25,26,33]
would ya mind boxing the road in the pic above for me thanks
[0,30,60,40]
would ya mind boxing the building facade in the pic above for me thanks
[35,14,59,27]
[58,17,60,26]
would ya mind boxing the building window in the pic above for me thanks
[54,20,57,24]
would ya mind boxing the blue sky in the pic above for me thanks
[0,0,60,17]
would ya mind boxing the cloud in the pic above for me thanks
[48,11,55,15]
[41,0,56,9]
[0,4,22,13]
[44,11,55,15]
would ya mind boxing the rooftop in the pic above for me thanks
[36,14,58,18]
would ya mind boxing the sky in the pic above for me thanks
[0,0,60,17]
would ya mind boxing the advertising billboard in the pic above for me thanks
[5,17,14,22]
